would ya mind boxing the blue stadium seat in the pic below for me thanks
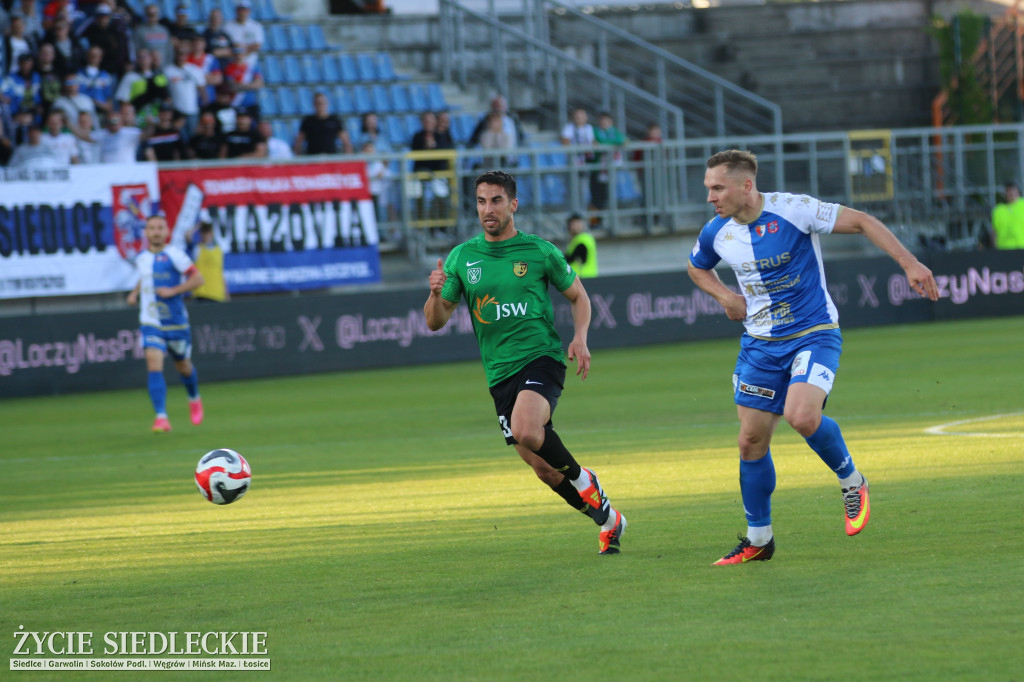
[449,113,471,146]
[258,0,284,21]
[356,53,377,82]
[375,52,398,81]
[388,83,409,113]
[257,88,279,117]
[406,83,428,113]
[351,85,373,114]
[271,119,291,144]
[321,54,340,83]
[337,54,359,83]
[296,86,315,114]
[307,24,330,51]
[384,115,406,147]
[301,55,322,84]
[427,82,447,111]
[261,55,284,85]
[160,0,176,21]
[277,87,298,116]
[332,85,354,115]
[371,84,392,113]
[404,113,421,137]
[268,23,289,52]
[199,0,219,19]
[287,25,309,52]
[282,55,303,85]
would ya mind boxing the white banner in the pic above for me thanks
[0,164,160,300]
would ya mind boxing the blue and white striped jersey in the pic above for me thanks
[134,246,196,330]
[689,192,843,339]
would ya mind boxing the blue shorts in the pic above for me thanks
[732,329,842,414]
[141,325,193,361]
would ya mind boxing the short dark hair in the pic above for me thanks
[707,149,758,176]
[475,170,517,200]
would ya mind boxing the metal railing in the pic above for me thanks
[437,0,686,141]
[355,123,1024,256]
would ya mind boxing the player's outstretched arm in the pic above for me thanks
[833,208,940,301]
[688,263,746,321]
[424,258,457,331]
[560,277,592,380]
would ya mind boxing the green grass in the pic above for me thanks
[3,316,1023,681]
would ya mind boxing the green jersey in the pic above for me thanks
[441,231,577,386]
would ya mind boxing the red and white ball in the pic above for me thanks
[195,448,252,505]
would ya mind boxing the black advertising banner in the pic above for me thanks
[2,251,1022,398]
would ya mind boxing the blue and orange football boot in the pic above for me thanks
[713,534,775,565]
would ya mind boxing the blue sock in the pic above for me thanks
[148,371,167,416]
[739,451,776,528]
[180,367,200,400]
[805,415,856,479]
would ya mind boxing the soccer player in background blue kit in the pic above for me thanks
[688,149,939,565]
[126,215,206,433]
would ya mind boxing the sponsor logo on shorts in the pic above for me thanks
[738,381,776,400]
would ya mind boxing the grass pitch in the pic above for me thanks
[3,316,1023,680]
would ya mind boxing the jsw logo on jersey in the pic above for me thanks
[473,295,529,324]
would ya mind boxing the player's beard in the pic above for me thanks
[482,214,512,239]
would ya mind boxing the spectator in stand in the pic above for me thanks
[219,107,264,158]
[80,3,131,78]
[72,110,100,162]
[165,4,196,43]
[223,0,263,64]
[35,43,64,111]
[362,139,392,224]
[201,84,236,134]
[39,108,79,164]
[202,9,234,62]
[42,0,77,34]
[468,95,523,149]
[590,111,626,216]
[294,90,351,155]
[78,45,115,120]
[560,106,596,214]
[187,35,222,104]
[94,108,142,162]
[145,104,187,160]
[352,111,389,152]
[188,110,222,158]
[258,118,292,159]
[4,14,40,75]
[1,54,41,117]
[19,0,46,41]
[631,121,661,192]
[164,46,204,138]
[221,44,261,110]
[8,123,61,167]
[134,3,173,69]
[0,104,13,164]
[118,48,170,127]
[410,110,454,223]
[476,110,514,169]
[52,74,98,128]
[44,18,85,75]
[6,102,35,148]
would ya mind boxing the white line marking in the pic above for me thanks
[924,412,1024,438]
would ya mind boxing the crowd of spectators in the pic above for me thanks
[0,0,292,167]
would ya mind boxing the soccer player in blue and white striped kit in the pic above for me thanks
[688,149,939,565]
[126,215,206,433]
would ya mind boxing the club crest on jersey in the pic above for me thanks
[755,225,766,238]
[468,267,482,284]
[767,221,779,233]
[512,261,528,277]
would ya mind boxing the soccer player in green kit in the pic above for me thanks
[424,170,627,554]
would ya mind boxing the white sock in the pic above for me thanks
[747,525,772,547]
[568,469,592,494]
[601,509,621,531]
[839,471,864,490]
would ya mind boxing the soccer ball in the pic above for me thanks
[195,448,252,505]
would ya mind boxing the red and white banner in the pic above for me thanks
[158,162,381,293]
